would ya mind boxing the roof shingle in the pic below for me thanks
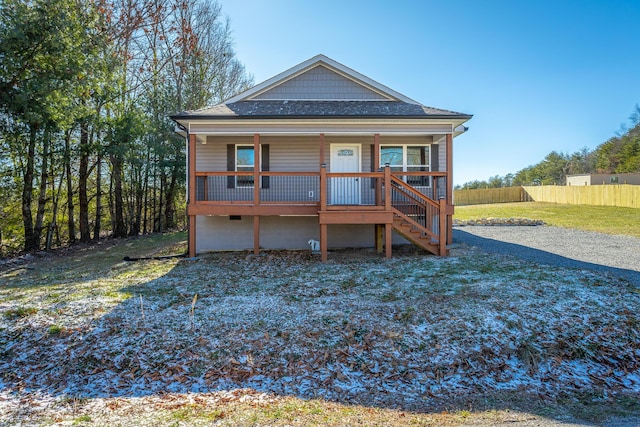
[172,100,471,119]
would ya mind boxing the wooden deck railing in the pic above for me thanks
[192,168,450,255]
[194,169,448,207]
[195,171,321,204]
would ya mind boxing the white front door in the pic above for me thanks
[330,144,361,205]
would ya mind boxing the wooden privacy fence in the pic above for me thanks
[454,185,640,208]
[523,184,640,208]
[454,187,528,206]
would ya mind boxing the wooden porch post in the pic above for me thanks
[320,163,328,262]
[320,223,328,262]
[373,133,381,203]
[384,164,391,211]
[446,133,453,245]
[384,164,392,258]
[254,133,260,206]
[385,222,392,259]
[189,216,196,258]
[319,133,325,167]
[253,134,260,255]
[373,134,383,253]
[320,163,327,211]
[439,197,447,256]
[375,225,384,254]
[188,133,197,258]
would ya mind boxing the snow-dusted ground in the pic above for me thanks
[1,244,639,423]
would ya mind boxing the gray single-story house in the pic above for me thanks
[566,173,640,186]
[171,55,472,260]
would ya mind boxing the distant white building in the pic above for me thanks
[566,173,640,186]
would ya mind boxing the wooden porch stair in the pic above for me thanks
[388,175,449,257]
[391,215,445,256]
[319,207,447,257]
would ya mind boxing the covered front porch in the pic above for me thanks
[186,132,455,261]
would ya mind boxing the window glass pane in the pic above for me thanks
[237,176,254,186]
[236,146,254,186]
[408,166,429,186]
[236,147,254,167]
[380,146,403,166]
[407,146,428,166]
[237,166,254,186]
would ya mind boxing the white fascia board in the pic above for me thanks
[187,118,457,126]
[187,120,455,136]
[174,125,187,137]
[190,131,448,136]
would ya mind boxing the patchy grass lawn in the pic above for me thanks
[455,202,640,238]
[1,232,639,426]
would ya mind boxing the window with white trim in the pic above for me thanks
[380,145,430,185]
[236,145,255,187]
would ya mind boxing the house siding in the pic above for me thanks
[198,136,323,171]
[438,142,446,172]
[252,65,389,101]
[265,136,320,171]
[195,216,369,251]
[197,135,439,173]
[195,215,409,252]
[197,136,251,170]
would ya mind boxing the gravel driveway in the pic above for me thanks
[453,225,640,286]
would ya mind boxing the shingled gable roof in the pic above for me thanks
[171,55,472,120]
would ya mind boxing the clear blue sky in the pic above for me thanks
[218,0,640,185]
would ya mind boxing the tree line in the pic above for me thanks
[0,0,253,254]
[457,107,640,190]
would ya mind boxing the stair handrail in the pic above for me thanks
[388,175,445,244]
[389,175,440,209]
[392,208,438,241]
